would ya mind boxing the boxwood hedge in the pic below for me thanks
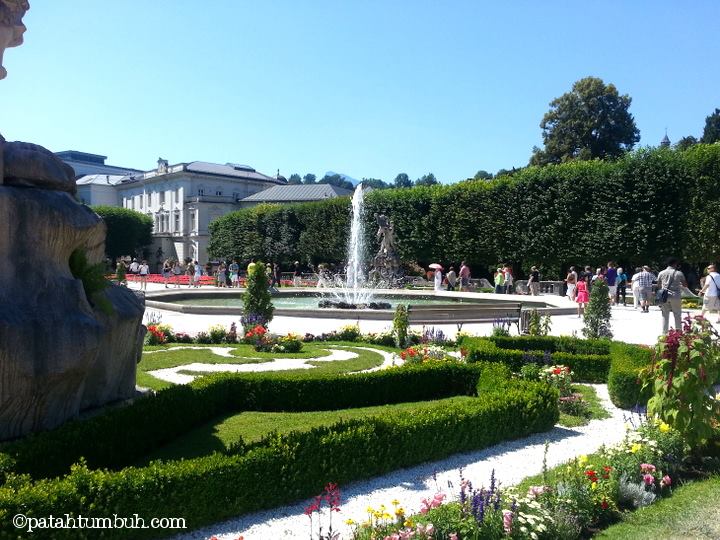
[0,363,557,539]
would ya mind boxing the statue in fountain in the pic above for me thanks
[0,1,146,441]
[371,213,402,283]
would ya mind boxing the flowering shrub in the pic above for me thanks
[338,324,361,342]
[208,324,228,344]
[244,324,272,351]
[399,345,452,365]
[641,315,720,451]
[273,333,303,353]
[174,332,193,343]
[144,324,166,345]
[539,365,573,397]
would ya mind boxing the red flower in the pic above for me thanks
[601,499,609,510]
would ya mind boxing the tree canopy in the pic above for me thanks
[92,206,153,260]
[393,173,412,188]
[530,77,640,166]
[302,173,317,184]
[414,173,438,186]
[287,173,302,184]
[701,108,720,144]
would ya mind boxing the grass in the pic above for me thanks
[138,396,476,465]
[596,475,720,539]
[558,383,611,427]
[137,342,389,390]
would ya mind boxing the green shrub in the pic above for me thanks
[607,342,653,409]
[465,337,610,383]
[0,378,557,539]
[489,335,610,355]
[583,279,613,339]
[337,323,361,342]
[208,324,227,344]
[393,304,409,347]
[243,262,274,326]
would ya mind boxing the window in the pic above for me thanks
[174,212,180,232]
[198,188,204,196]
[215,187,223,196]
[189,210,196,232]
[159,191,166,206]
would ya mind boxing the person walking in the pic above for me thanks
[656,258,687,334]
[229,259,240,288]
[193,260,202,287]
[129,258,140,276]
[185,260,195,287]
[273,262,281,288]
[292,261,301,287]
[138,260,149,291]
[494,267,505,294]
[606,262,618,305]
[446,266,457,291]
[575,275,590,317]
[528,266,541,296]
[615,267,628,306]
[503,265,514,294]
[565,266,578,301]
[161,259,172,288]
[217,262,227,288]
[433,266,443,291]
[172,260,183,288]
[458,261,471,291]
[699,264,720,323]
[634,265,656,313]
[630,267,642,309]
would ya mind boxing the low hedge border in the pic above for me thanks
[1,363,491,480]
[463,336,652,407]
[0,368,558,540]
[464,337,611,383]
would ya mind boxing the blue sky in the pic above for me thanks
[2,1,718,183]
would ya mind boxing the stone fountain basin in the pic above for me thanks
[145,289,576,322]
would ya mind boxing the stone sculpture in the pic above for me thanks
[370,213,402,283]
[0,1,146,440]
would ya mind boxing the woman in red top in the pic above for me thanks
[575,275,590,317]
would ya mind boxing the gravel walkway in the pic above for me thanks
[147,346,396,384]
[176,384,631,540]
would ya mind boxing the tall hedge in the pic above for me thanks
[208,145,720,277]
[92,206,153,260]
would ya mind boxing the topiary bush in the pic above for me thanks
[243,262,274,328]
[583,279,613,339]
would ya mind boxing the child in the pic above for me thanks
[575,275,590,317]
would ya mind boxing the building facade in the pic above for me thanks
[115,160,283,267]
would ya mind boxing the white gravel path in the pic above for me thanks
[176,384,631,540]
[146,346,397,384]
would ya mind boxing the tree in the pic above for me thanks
[530,77,640,166]
[361,177,389,189]
[243,262,274,327]
[303,173,317,184]
[701,108,720,144]
[393,173,412,188]
[414,173,438,186]
[288,173,302,184]
[319,173,354,190]
[473,170,493,180]
[92,206,153,260]
[675,136,698,151]
[583,279,613,339]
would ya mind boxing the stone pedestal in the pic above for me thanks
[0,186,145,440]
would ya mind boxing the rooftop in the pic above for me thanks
[241,183,353,203]
[120,161,285,185]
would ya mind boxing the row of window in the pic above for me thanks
[151,210,198,234]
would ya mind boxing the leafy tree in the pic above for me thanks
[393,173,412,188]
[243,262,274,326]
[303,173,317,184]
[92,206,153,260]
[361,177,389,189]
[530,76,640,165]
[473,170,493,180]
[583,279,613,339]
[701,108,720,144]
[288,173,302,184]
[319,173,354,190]
[496,167,521,177]
[414,173,438,186]
[675,135,698,151]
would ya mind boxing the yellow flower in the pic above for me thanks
[578,455,588,466]
[366,506,374,514]
[659,422,671,433]
[591,482,597,490]
[630,443,642,454]
[404,519,415,528]
[345,519,355,526]
[391,498,400,506]
[395,507,405,516]
[382,512,392,520]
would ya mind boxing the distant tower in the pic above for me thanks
[660,129,671,148]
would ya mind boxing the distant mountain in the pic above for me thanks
[324,171,361,186]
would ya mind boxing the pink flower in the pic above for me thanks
[643,473,655,485]
[527,485,547,498]
[502,509,513,534]
[661,475,672,487]
[383,535,400,540]
[640,463,656,473]
[449,534,458,540]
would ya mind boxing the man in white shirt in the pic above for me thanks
[656,258,687,334]
[129,258,140,274]
[700,264,720,323]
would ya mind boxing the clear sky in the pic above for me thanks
[1,1,718,183]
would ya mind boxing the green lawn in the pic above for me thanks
[137,342,389,390]
[558,383,611,427]
[596,476,720,539]
[138,395,476,465]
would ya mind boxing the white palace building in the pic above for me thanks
[59,152,284,266]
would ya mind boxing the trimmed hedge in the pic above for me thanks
[488,335,611,356]
[0,367,557,540]
[607,341,653,408]
[464,337,611,383]
[0,363,487,480]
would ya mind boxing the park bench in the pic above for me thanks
[407,302,523,327]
